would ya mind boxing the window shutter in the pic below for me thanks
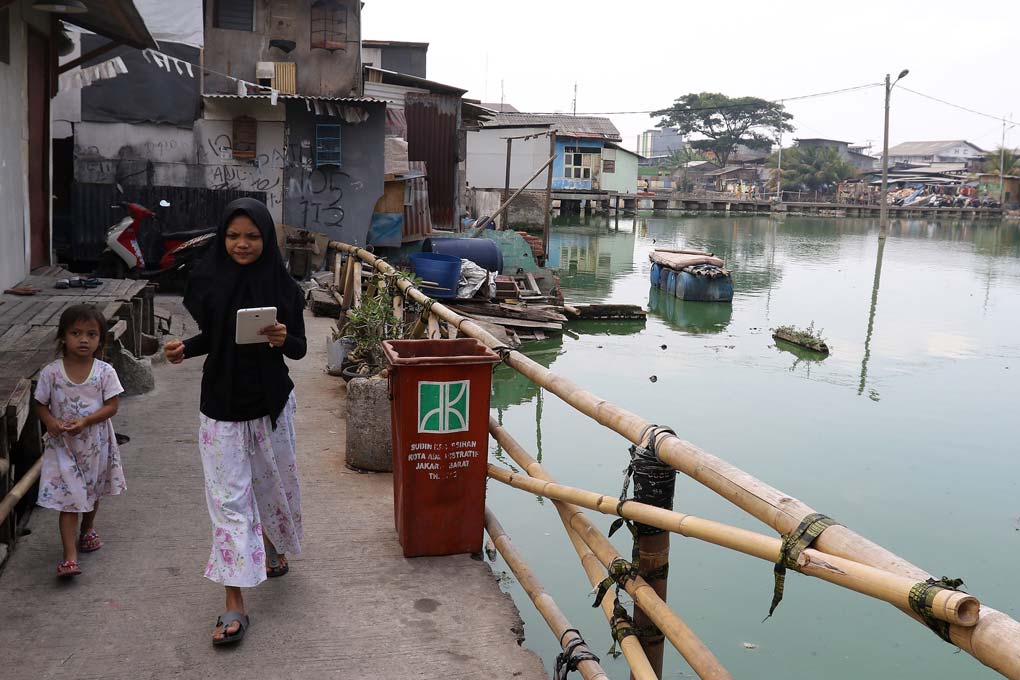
[215,0,254,32]
[232,116,258,160]
[274,63,297,94]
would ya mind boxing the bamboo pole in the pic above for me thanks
[329,241,1020,680]
[484,508,609,680]
[559,504,658,680]
[486,464,980,628]
[426,313,441,340]
[0,458,42,525]
[467,154,558,238]
[492,429,731,680]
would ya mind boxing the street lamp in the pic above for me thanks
[879,68,909,240]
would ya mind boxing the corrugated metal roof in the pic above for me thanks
[886,140,985,156]
[481,112,621,141]
[406,93,459,229]
[204,94,383,103]
[402,161,433,242]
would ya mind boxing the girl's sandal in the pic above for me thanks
[78,529,102,553]
[57,560,82,578]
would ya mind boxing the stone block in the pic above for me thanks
[344,376,392,472]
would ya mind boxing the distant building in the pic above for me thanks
[885,140,985,168]
[637,127,684,163]
[361,40,428,78]
[795,138,877,171]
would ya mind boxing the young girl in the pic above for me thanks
[34,304,126,578]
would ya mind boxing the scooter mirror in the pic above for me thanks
[159,200,171,208]
[116,183,124,195]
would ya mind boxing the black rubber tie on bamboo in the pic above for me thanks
[908,577,966,644]
[553,629,600,680]
[607,601,638,658]
[764,512,839,621]
[611,425,678,539]
[491,345,514,363]
[592,557,637,608]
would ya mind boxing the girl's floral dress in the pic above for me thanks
[199,391,303,587]
[35,359,126,512]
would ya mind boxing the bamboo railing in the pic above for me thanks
[330,241,1020,680]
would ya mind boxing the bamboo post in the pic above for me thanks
[333,250,345,290]
[486,416,729,680]
[467,154,558,238]
[543,132,556,257]
[392,292,404,325]
[485,508,609,680]
[328,241,1020,680]
[502,138,513,230]
[560,504,658,680]
[426,313,441,340]
[486,463,980,628]
[351,260,362,309]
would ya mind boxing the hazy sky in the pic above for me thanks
[364,0,1019,154]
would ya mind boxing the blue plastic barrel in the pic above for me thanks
[676,272,734,302]
[410,252,462,299]
[423,237,504,273]
[650,263,662,288]
[665,269,678,296]
[658,267,670,291]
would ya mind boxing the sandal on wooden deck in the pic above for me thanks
[57,560,82,578]
[212,612,249,646]
[78,529,102,553]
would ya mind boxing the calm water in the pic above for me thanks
[486,215,1020,679]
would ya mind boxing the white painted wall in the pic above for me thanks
[0,4,30,289]
[466,126,549,190]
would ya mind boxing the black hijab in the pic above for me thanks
[183,198,306,425]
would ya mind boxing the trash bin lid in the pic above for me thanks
[382,339,500,367]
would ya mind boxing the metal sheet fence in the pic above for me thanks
[61,183,265,263]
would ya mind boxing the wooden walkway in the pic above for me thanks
[0,304,546,680]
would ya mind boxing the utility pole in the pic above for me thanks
[775,132,783,204]
[502,138,513,229]
[1000,117,1007,207]
[572,82,577,116]
[879,69,909,240]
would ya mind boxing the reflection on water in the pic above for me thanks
[489,214,1020,680]
[648,286,733,335]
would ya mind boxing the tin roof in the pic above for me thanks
[61,0,157,50]
[204,94,383,104]
[481,112,621,141]
[886,140,985,157]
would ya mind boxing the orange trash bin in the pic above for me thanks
[382,338,500,557]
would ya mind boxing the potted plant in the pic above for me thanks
[338,273,408,382]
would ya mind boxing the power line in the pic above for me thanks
[898,86,1018,127]
[524,82,882,116]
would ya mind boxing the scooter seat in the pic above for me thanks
[163,227,215,241]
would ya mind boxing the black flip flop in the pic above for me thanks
[212,612,249,646]
[266,554,289,578]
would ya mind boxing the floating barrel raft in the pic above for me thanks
[649,249,734,302]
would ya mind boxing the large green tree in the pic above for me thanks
[983,147,1020,176]
[652,93,794,167]
[768,145,856,192]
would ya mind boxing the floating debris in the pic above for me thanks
[649,375,658,383]
[660,344,668,350]
[742,642,759,651]
[772,323,829,355]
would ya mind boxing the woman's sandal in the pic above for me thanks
[78,529,102,553]
[266,554,289,578]
[57,560,82,578]
[212,612,249,646]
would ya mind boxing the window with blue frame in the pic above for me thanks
[315,123,342,167]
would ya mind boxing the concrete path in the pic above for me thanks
[0,302,546,680]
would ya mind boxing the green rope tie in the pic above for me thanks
[607,601,638,659]
[592,558,636,608]
[908,577,966,644]
[765,513,839,621]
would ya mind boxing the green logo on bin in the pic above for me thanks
[418,380,470,434]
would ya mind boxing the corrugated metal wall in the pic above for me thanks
[64,183,265,262]
[405,93,459,229]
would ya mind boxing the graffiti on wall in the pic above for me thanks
[196,128,286,210]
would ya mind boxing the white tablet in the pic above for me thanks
[235,307,277,345]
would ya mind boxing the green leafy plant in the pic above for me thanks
[340,273,410,368]
[772,321,829,354]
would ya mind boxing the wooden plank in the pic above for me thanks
[5,379,31,440]
[27,300,64,327]
[12,326,56,351]
[0,351,51,379]
[107,319,128,341]
[458,311,562,331]
[0,325,31,348]
[525,273,542,294]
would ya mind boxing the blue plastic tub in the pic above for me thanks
[410,252,462,299]
[665,269,678,296]
[423,237,504,273]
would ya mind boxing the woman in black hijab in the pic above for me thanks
[164,198,305,645]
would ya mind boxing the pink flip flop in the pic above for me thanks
[78,529,102,553]
[57,560,82,578]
